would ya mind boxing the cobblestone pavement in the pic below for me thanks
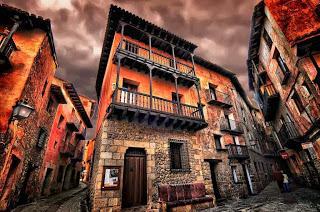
[13,182,88,212]
[202,182,320,212]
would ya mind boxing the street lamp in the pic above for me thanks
[11,100,34,121]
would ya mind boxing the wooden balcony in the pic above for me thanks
[115,39,197,87]
[278,122,301,148]
[261,84,280,121]
[226,144,249,160]
[220,118,244,135]
[107,88,207,131]
[0,32,16,70]
[206,89,232,108]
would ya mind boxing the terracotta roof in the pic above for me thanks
[0,4,58,65]
[265,0,320,45]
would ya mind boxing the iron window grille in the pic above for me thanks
[37,128,48,148]
[169,139,190,172]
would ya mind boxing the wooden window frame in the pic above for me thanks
[263,29,273,50]
[169,139,190,172]
[214,134,223,150]
[101,166,121,190]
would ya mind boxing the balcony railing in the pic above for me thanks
[278,122,300,147]
[206,89,232,108]
[118,39,195,78]
[0,32,16,69]
[220,118,244,134]
[114,88,203,120]
[227,144,249,160]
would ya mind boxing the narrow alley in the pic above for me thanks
[12,183,88,212]
[203,182,320,212]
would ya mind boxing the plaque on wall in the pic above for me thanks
[101,166,120,190]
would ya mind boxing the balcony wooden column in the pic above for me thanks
[147,64,154,110]
[173,74,181,114]
[171,45,177,69]
[191,53,195,75]
[0,21,19,53]
[113,55,123,103]
[148,35,152,60]
[195,81,204,119]
[119,22,126,45]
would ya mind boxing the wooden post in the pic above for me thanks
[120,23,126,50]
[148,65,153,110]
[149,35,152,60]
[191,53,195,76]
[113,56,122,103]
[171,45,177,69]
[195,81,204,119]
[174,74,181,115]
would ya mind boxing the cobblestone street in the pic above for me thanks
[12,183,88,212]
[203,182,320,212]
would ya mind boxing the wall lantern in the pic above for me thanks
[12,100,34,121]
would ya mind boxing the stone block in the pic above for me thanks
[101,152,112,159]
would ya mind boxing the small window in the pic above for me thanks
[46,97,54,113]
[301,82,311,99]
[58,115,64,129]
[169,139,190,171]
[37,128,47,148]
[209,85,217,101]
[54,141,58,149]
[214,135,222,150]
[57,166,64,183]
[263,29,273,49]
[292,92,304,113]
[42,80,48,97]
[231,166,238,183]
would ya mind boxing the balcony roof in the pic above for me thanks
[0,4,57,66]
[64,83,93,128]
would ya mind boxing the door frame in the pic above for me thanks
[122,148,147,208]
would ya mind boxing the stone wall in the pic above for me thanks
[90,119,212,211]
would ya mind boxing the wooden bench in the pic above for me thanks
[158,183,214,211]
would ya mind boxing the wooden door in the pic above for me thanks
[209,163,221,199]
[122,148,147,208]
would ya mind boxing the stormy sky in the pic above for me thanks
[3,0,255,100]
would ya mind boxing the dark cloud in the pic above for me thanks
[3,0,255,99]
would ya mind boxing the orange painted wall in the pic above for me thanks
[0,27,50,132]
[96,32,239,134]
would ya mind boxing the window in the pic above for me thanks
[46,97,54,113]
[301,82,311,99]
[214,135,222,150]
[57,166,64,183]
[42,79,48,96]
[169,139,190,171]
[121,81,138,104]
[37,128,47,148]
[292,91,304,113]
[231,166,238,183]
[209,84,217,101]
[263,29,273,49]
[58,115,64,129]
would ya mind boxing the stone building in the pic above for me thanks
[247,0,320,188]
[38,77,95,197]
[90,5,276,211]
[0,4,58,210]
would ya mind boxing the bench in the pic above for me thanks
[158,183,214,211]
